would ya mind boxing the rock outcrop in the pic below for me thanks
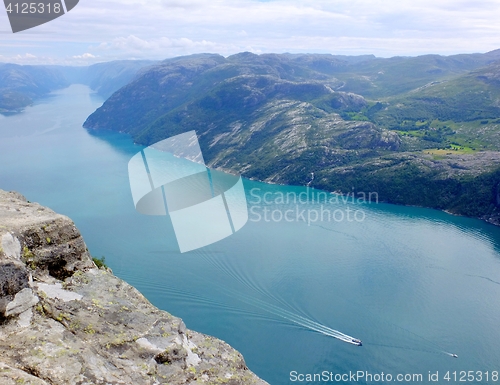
[0,189,268,385]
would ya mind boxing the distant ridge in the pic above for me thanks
[0,60,157,113]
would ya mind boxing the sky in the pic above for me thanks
[1,0,500,65]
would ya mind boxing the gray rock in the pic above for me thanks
[0,261,29,297]
[0,190,95,281]
[1,233,21,260]
[17,307,33,328]
[0,261,30,317]
[0,189,268,385]
[0,361,50,385]
[4,287,39,317]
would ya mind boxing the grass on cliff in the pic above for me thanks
[92,256,108,269]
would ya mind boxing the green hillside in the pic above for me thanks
[81,51,500,223]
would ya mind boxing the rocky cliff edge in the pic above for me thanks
[0,189,268,385]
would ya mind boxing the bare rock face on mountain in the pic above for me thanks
[0,189,268,385]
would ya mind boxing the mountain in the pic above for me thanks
[377,60,500,121]
[82,51,500,222]
[84,51,500,138]
[0,60,157,113]
[329,50,500,98]
[75,60,157,99]
[0,64,69,112]
[366,61,500,153]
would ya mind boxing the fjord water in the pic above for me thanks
[1,85,500,384]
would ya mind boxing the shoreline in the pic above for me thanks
[88,126,500,229]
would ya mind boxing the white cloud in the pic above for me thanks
[0,0,499,63]
[72,53,97,59]
[96,35,236,58]
[0,53,62,65]
[12,53,37,61]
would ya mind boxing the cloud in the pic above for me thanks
[0,53,62,65]
[11,53,37,61]
[96,35,233,58]
[0,0,499,63]
[72,53,97,59]
[160,0,205,9]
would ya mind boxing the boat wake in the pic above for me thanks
[233,289,362,346]
[195,250,363,346]
[188,249,458,355]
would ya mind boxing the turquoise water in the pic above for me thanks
[1,85,500,384]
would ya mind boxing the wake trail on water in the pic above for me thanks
[196,249,314,317]
[134,278,283,323]
[193,249,459,356]
[236,293,361,345]
[197,250,302,314]
[194,250,362,346]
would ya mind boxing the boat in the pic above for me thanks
[351,338,362,346]
[451,354,458,358]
